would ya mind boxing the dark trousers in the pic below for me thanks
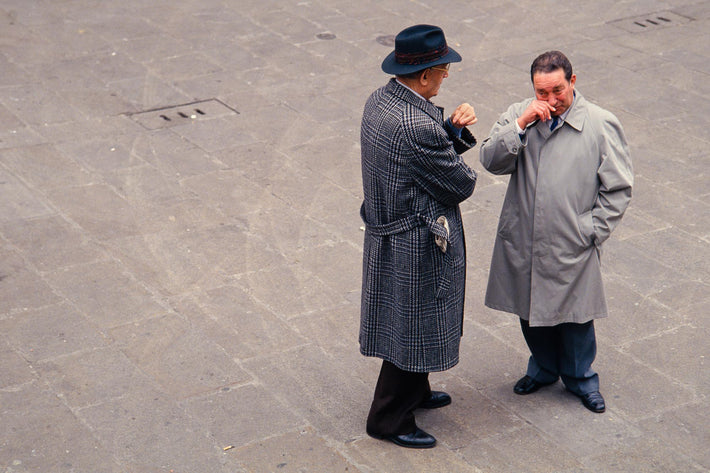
[520,318,599,395]
[366,360,431,436]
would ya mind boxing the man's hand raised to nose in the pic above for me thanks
[516,100,556,130]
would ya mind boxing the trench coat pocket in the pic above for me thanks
[434,216,450,253]
[577,210,596,248]
[430,216,453,299]
[497,202,518,241]
[435,249,453,299]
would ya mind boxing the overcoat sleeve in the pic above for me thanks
[591,111,633,245]
[479,101,529,175]
[405,116,477,207]
[451,126,477,155]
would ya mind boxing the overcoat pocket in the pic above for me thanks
[497,201,519,241]
[577,210,595,247]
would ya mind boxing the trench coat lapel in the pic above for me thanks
[564,93,587,132]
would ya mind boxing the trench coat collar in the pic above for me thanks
[386,78,445,124]
[562,91,587,132]
[532,91,587,136]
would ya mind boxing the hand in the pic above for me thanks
[516,100,556,129]
[450,103,477,128]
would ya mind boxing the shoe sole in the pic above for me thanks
[582,401,605,413]
[514,381,555,395]
[565,389,606,413]
[418,398,452,409]
[389,437,436,449]
[366,431,437,449]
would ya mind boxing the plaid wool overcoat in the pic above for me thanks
[359,79,477,373]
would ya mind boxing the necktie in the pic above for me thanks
[550,116,559,130]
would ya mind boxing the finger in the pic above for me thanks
[543,102,556,120]
[456,113,476,127]
[455,104,470,118]
[453,110,471,126]
[535,108,547,121]
[529,102,546,120]
[450,109,461,124]
[459,112,477,126]
[537,104,551,121]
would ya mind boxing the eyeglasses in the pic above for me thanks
[430,63,450,73]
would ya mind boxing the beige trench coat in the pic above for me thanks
[479,92,633,327]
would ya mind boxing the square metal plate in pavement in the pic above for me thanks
[128,99,239,130]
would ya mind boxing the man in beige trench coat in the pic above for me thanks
[479,51,633,413]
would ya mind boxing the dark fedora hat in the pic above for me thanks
[381,24,462,75]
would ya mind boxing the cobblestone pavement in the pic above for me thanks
[1,1,708,472]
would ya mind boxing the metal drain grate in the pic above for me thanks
[128,99,239,130]
[609,11,691,32]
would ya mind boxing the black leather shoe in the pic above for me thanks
[580,391,606,413]
[368,427,436,449]
[419,391,451,409]
[513,375,554,395]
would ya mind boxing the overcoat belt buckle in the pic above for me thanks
[434,216,450,253]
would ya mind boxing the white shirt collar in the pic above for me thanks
[396,78,427,102]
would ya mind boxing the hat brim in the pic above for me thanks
[381,47,462,75]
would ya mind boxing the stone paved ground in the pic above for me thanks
[0,1,708,472]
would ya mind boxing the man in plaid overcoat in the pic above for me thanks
[359,25,478,449]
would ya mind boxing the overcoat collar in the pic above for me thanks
[386,78,445,123]
[533,91,587,136]
[562,91,587,132]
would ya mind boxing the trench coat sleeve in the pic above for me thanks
[591,111,634,245]
[479,101,529,175]
[406,117,477,207]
